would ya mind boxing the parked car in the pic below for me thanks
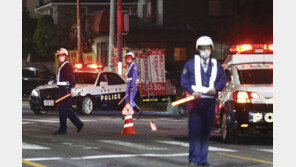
[214,43,273,143]
[22,65,56,97]
[29,64,140,115]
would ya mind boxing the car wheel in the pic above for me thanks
[32,109,48,115]
[81,96,94,115]
[221,112,237,143]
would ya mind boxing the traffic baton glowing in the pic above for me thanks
[118,94,129,105]
[171,96,195,107]
[55,93,71,103]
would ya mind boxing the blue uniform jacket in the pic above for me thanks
[57,61,76,96]
[181,57,226,96]
[126,62,139,89]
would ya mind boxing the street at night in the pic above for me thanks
[22,106,272,167]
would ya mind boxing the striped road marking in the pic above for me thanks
[157,141,237,152]
[24,157,62,161]
[22,119,97,123]
[255,149,273,153]
[98,140,168,150]
[22,142,50,150]
[71,153,188,160]
[24,153,188,161]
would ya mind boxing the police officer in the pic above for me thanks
[125,52,142,119]
[181,36,226,166]
[54,48,84,135]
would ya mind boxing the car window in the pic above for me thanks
[97,73,108,86]
[224,69,232,83]
[106,73,125,85]
[74,72,98,84]
[36,69,52,79]
[238,69,273,84]
[22,69,35,78]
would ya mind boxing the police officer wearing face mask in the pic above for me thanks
[54,47,84,135]
[125,51,142,119]
[181,36,226,166]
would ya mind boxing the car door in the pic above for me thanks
[22,67,38,96]
[103,72,126,106]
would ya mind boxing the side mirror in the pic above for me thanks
[100,81,108,86]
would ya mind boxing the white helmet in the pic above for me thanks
[196,36,214,50]
[56,47,69,56]
[126,52,135,58]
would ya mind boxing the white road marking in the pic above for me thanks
[22,142,50,150]
[24,153,188,161]
[22,122,33,124]
[255,149,273,153]
[22,119,97,123]
[24,157,62,161]
[61,142,100,150]
[71,153,188,160]
[98,140,168,150]
[157,141,237,152]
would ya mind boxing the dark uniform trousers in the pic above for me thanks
[58,86,83,132]
[188,98,216,164]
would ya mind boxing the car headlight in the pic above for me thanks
[31,89,40,97]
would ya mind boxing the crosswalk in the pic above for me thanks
[157,141,237,152]
[23,140,273,153]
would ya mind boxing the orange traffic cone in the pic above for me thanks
[150,120,158,131]
[120,115,139,135]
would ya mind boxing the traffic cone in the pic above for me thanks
[150,120,158,131]
[120,115,139,135]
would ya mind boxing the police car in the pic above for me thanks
[29,64,133,115]
[214,43,273,143]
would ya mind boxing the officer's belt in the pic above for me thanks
[57,81,69,86]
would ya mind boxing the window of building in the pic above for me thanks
[174,48,187,61]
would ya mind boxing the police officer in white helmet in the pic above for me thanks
[181,36,227,166]
[54,47,84,135]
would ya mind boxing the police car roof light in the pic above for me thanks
[87,64,98,69]
[74,64,83,69]
[230,44,273,54]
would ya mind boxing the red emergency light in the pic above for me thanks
[230,44,273,54]
[74,64,83,69]
[74,64,104,71]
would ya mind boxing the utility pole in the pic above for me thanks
[108,0,115,70]
[117,0,123,75]
[77,0,83,63]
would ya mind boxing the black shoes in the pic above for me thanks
[77,123,84,133]
[54,131,67,135]
[188,161,210,167]
[199,163,210,166]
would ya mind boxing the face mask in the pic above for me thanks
[199,50,211,59]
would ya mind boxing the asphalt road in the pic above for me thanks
[22,107,273,167]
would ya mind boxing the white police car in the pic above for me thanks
[213,43,273,143]
[29,64,132,115]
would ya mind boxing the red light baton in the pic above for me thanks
[118,94,129,105]
[171,96,195,107]
[55,94,71,103]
